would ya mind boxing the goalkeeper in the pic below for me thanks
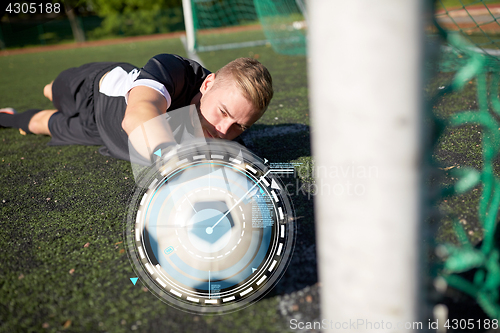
[0,54,273,161]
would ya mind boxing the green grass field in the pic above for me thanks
[437,0,500,10]
[0,34,315,332]
[1,22,496,331]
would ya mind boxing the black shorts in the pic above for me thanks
[47,62,121,146]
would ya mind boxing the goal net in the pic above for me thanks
[183,0,307,55]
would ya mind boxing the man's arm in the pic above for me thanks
[122,86,174,160]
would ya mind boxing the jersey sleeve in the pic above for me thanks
[132,54,210,111]
[128,78,171,108]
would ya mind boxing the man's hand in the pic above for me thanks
[122,86,174,161]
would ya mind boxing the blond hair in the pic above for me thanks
[214,58,273,115]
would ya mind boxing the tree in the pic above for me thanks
[63,0,87,42]
[88,0,183,38]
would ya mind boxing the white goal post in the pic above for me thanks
[182,0,197,53]
[181,0,269,53]
[309,1,426,331]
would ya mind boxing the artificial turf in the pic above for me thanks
[0,34,315,332]
[1,26,494,332]
[429,70,494,246]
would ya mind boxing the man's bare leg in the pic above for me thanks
[44,81,53,102]
[24,82,57,135]
[27,110,57,135]
[0,82,56,134]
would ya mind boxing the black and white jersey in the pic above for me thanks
[99,54,210,111]
[95,54,211,161]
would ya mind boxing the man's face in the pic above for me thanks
[198,74,260,140]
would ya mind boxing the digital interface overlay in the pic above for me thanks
[124,110,296,314]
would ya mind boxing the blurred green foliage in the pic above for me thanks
[88,0,184,37]
[0,0,186,49]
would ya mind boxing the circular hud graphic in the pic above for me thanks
[125,140,296,314]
